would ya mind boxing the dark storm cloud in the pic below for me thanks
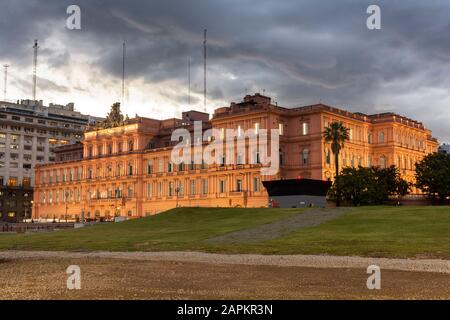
[0,0,450,142]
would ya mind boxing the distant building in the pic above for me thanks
[0,99,103,222]
[55,142,84,162]
[438,143,450,154]
[0,186,33,223]
[33,93,439,222]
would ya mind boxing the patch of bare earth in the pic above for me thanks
[0,257,448,300]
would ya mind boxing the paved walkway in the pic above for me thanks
[208,207,349,243]
[1,251,448,273]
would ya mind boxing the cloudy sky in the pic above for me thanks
[1,0,449,142]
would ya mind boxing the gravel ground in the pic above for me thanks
[208,208,349,243]
[1,250,449,273]
[0,257,448,299]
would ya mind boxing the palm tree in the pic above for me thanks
[323,121,350,207]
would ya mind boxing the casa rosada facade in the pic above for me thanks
[32,94,438,221]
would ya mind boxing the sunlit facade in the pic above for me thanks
[33,94,438,221]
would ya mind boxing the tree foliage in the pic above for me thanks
[323,121,350,206]
[328,165,409,206]
[415,152,450,202]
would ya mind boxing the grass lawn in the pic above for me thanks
[0,206,449,258]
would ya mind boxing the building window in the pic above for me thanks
[278,122,284,135]
[254,122,260,135]
[107,144,112,154]
[128,162,133,176]
[118,142,123,153]
[178,181,184,196]
[253,177,260,192]
[302,149,309,165]
[115,187,122,198]
[190,180,196,195]
[158,159,164,173]
[146,182,152,198]
[201,179,208,195]
[254,151,260,164]
[22,177,31,187]
[168,162,173,173]
[237,153,244,165]
[302,122,309,135]
[219,180,226,193]
[379,131,385,144]
[127,186,133,198]
[368,133,373,144]
[236,179,242,192]
[380,156,387,169]
[7,177,18,187]
[157,182,162,198]
[168,182,174,197]
[237,125,242,138]
[325,149,331,165]
[128,140,134,151]
[97,145,102,156]
[147,160,153,174]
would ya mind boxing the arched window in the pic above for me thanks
[302,149,309,165]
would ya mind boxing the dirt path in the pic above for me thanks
[1,250,449,273]
[208,207,349,243]
[0,257,448,299]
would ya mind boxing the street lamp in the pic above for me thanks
[30,200,34,223]
[175,187,180,208]
[65,191,69,222]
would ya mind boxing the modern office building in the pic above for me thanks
[33,93,439,221]
[0,99,103,222]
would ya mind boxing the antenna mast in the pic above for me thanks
[188,57,191,106]
[203,28,207,112]
[3,64,9,101]
[122,41,126,106]
[32,39,38,100]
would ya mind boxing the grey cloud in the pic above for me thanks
[0,0,449,142]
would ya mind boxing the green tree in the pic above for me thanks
[329,165,409,206]
[323,121,350,206]
[415,153,450,203]
[101,102,124,128]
